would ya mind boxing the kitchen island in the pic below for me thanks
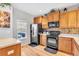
[0,38,21,56]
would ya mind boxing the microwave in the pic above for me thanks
[48,21,59,28]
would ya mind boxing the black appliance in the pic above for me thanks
[29,24,42,47]
[45,31,60,53]
[48,21,59,28]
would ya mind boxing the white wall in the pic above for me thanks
[13,7,33,44]
[0,5,33,44]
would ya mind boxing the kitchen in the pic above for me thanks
[0,3,79,56]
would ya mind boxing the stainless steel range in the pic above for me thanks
[45,31,60,53]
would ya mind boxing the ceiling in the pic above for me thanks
[12,3,78,16]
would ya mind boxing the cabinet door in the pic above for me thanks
[47,11,59,22]
[42,17,48,29]
[47,13,54,22]
[37,16,42,24]
[40,34,47,46]
[40,35,42,45]
[77,10,79,28]
[0,44,21,56]
[53,11,59,22]
[73,40,79,56]
[33,16,42,24]
[60,13,68,28]
[33,18,37,24]
[68,10,77,28]
[59,37,72,54]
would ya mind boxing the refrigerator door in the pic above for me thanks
[31,24,38,44]
[32,24,38,37]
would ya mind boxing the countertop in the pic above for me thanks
[40,33,47,35]
[59,34,79,45]
[40,33,79,46]
[0,38,21,49]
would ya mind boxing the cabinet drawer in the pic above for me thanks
[0,44,21,56]
[5,45,17,56]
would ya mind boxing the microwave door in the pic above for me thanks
[48,22,59,28]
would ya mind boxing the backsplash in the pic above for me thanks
[60,28,79,34]
[47,28,79,34]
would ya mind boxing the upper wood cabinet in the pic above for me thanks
[77,10,79,28]
[32,17,37,24]
[42,16,48,29]
[60,12,68,28]
[33,16,48,29]
[47,13,54,22]
[33,16,43,24]
[53,11,60,21]
[58,37,73,55]
[33,9,79,28]
[68,10,77,28]
[47,11,60,22]
[60,10,77,28]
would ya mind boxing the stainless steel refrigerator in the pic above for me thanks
[30,24,42,46]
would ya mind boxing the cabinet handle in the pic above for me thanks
[8,50,14,55]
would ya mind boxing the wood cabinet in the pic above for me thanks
[72,40,79,56]
[33,16,43,24]
[60,12,68,28]
[47,13,54,22]
[33,16,48,29]
[33,9,78,28]
[60,10,77,28]
[53,11,60,22]
[59,37,79,56]
[42,16,48,29]
[68,10,77,28]
[58,37,73,54]
[33,17,37,24]
[77,10,79,28]
[0,44,21,56]
[40,34,47,46]
[47,11,59,22]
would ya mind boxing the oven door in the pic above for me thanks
[47,37,58,49]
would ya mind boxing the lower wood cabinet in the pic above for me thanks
[0,44,21,56]
[58,37,73,55]
[40,34,47,46]
[59,37,79,56]
[72,40,79,56]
